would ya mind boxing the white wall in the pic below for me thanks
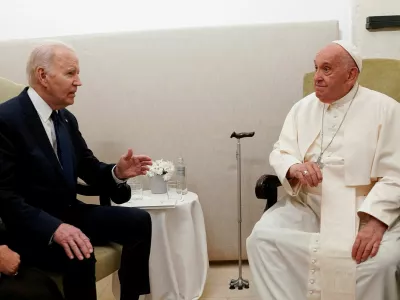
[1,0,350,41]
[352,0,400,58]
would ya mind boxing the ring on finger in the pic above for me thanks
[302,170,309,176]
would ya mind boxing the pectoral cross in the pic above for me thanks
[316,155,324,169]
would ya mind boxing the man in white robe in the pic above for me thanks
[246,40,400,300]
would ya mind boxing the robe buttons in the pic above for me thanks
[309,290,314,294]
[312,259,316,264]
[311,269,315,273]
[313,248,317,252]
[310,279,315,284]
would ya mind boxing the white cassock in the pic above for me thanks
[247,83,400,300]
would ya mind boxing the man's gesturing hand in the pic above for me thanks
[114,149,152,180]
[54,224,93,260]
[352,215,387,264]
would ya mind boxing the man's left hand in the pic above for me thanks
[352,214,387,264]
[114,149,152,180]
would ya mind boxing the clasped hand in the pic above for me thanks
[0,245,20,276]
[287,162,323,187]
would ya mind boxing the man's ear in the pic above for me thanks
[37,67,49,87]
[347,67,359,82]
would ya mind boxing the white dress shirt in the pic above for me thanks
[27,87,124,184]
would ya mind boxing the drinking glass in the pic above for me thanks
[128,177,143,200]
[167,180,182,202]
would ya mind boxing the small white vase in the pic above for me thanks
[150,174,167,194]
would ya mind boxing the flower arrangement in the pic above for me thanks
[146,159,175,181]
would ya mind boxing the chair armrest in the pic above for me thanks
[108,183,131,205]
[76,184,99,196]
[76,183,131,206]
[255,174,281,210]
[255,174,281,199]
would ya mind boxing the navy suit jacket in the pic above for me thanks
[0,88,121,245]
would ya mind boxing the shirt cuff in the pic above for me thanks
[112,166,126,184]
[49,233,54,245]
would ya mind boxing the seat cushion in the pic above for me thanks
[94,243,122,281]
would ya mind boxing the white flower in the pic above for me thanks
[146,159,175,181]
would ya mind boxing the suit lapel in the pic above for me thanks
[19,91,71,185]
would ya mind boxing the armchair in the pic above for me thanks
[255,59,400,210]
[0,77,129,292]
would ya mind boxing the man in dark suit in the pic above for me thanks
[0,220,64,300]
[0,41,153,300]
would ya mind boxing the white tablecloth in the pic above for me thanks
[112,191,209,300]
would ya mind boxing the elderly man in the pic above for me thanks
[0,41,153,300]
[246,40,400,300]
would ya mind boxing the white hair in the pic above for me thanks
[341,53,358,72]
[26,40,75,85]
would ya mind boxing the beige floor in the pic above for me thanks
[97,262,259,300]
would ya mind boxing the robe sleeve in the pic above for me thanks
[358,100,400,228]
[269,103,303,197]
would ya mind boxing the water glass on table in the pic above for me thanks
[128,177,143,200]
[167,180,183,202]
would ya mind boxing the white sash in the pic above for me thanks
[320,163,357,300]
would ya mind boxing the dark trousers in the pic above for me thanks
[11,204,152,300]
[0,267,64,300]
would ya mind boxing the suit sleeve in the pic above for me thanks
[65,112,122,196]
[0,117,62,245]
